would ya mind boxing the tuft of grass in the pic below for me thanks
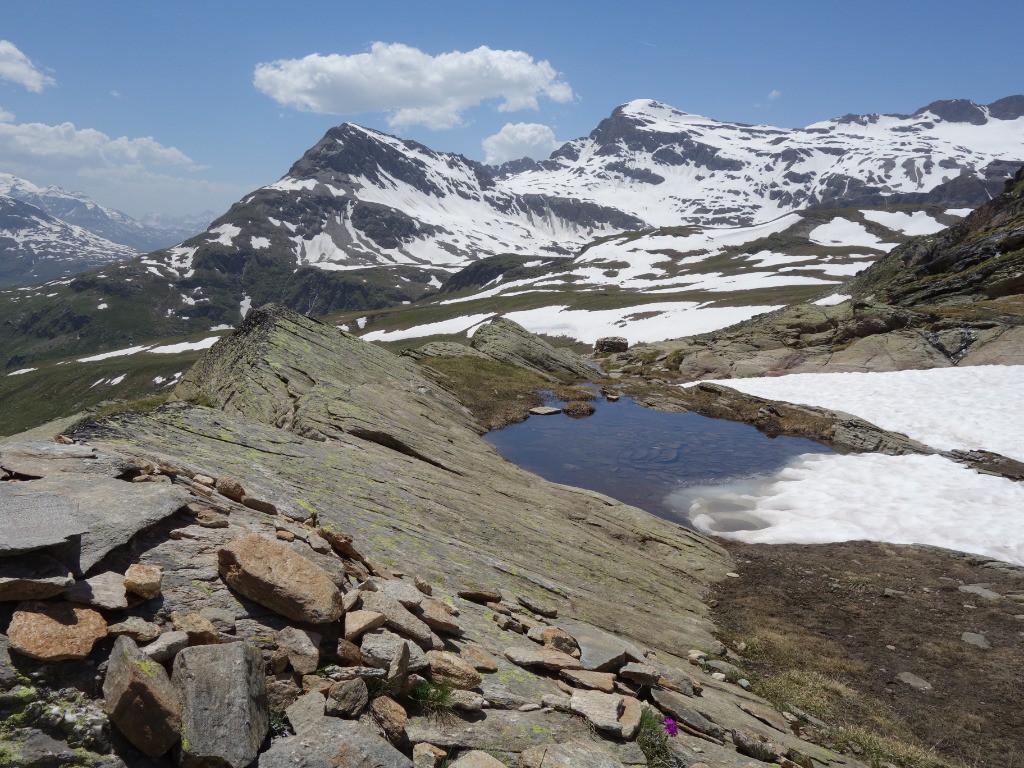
[553,386,597,402]
[824,725,951,768]
[635,707,674,768]
[89,394,170,421]
[409,679,455,718]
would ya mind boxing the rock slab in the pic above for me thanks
[256,718,413,767]
[102,635,181,757]
[7,601,107,661]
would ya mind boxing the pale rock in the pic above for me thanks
[380,579,426,607]
[504,645,582,671]
[143,631,189,663]
[449,690,486,711]
[414,575,433,596]
[416,598,464,635]
[560,669,616,692]
[214,476,246,502]
[541,693,571,712]
[414,742,446,768]
[361,629,429,672]
[519,741,628,768]
[618,695,642,740]
[462,645,499,672]
[107,616,162,643]
[569,689,624,734]
[384,640,411,696]
[345,610,387,642]
[276,626,321,675]
[124,564,163,599]
[256,718,412,767]
[517,594,558,618]
[450,751,506,768]
[65,571,129,610]
[285,690,326,736]
[7,601,107,661]
[360,590,440,650]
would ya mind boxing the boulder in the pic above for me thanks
[379,579,426,607]
[594,337,629,354]
[361,629,429,672]
[471,317,593,381]
[124,564,163,599]
[214,476,246,502]
[7,601,107,661]
[102,636,181,757]
[425,650,483,690]
[173,643,269,768]
[569,689,624,734]
[345,609,387,642]
[450,751,506,768]
[553,619,644,671]
[457,587,502,604]
[256,718,413,767]
[517,594,558,618]
[415,598,464,636]
[217,533,344,624]
[370,694,408,743]
[173,613,221,646]
[528,626,578,656]
[65,571,130,611]
[0,554,74,601]
[285,690,326,736]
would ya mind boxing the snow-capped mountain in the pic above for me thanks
[0,173,208,251]
[154,96,1024,285]
[501,96,1024,227]
[0,195,138,288]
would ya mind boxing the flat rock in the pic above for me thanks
[560,669,616,692]
[102,635,181,757]
[650,687,725,739]
[65,571,129,611]
[143,630,189,662]
[504,645,582,671]
[7,601,107,661]
[286,690,326,735]
[553,619,643,672]
[0,554,73,601]
[450,751,506,768]
[0,472,191,574]
[569,689,624,734]
[462,646,499,672]
[173,642,269,768]
[959,584,1001,601]
[379,579,426,607]
[449,690,486,712]
[256,717,413,767]
[517,594,558,618]
[519,741,628,768]
[618,662,660,686]
[108,616,162,643]
[360,590,439,649]
[457,587,502,604]
[897,671,933,691]
[218,533,344,624]
[360,629,429,672]
[345,609,387,642]
[426,650,483,690]
[529,406,562,416]
[416,598,463,636]
[962,632,991,649]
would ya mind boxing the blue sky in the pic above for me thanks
[1,1,1021,218]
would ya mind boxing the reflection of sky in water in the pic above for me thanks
[484,391,830,527]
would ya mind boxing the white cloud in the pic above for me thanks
[482,122,559,164]
[0,107,13,123]
[0,40,55,93]
[767,89,781,102]
[0,119,192,167]
[253,42,573,130]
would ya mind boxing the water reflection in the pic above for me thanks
[485,391,830,527]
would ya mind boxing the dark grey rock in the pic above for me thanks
[142,631,188,663]
[172,642,269,768]
[0,491,85,556]
[0,634,21,690]
[65,571,129,611]
[102,635,181,757]
[360,629,429,672]
[256,717,412,767]
[326,677,368,718]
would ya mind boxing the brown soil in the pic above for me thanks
[711,540,1024,767]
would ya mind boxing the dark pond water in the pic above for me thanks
[484,390,831,527]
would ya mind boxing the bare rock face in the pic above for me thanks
[217,533,344,624]
[594,337,629,354]
[519,741,628,768]
[7,601,107,661]
[173,642,269,768]
[102,635,181,757]
[569,689,624,734]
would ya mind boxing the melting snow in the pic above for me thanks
[209,223,241,246]
[148,336,221,354]
[812,293,851,306]
[78,345,152,363]
[240,294,252,318]
[808,218,896,250]
[860,210,946,236]
[251,236,271,249]
[6,368,37,376]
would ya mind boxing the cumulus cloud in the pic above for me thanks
[0,40,55,92]
[253,42,573,130]
[767,89,781,102]
[0,107,13,123]
[483,122,560,164]
[0,116,244,217]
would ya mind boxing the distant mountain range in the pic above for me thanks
[1,95,1022,364]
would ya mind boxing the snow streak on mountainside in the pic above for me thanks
[152,96,1024,284]
[501,97,1024,227]
[0,173,208,251]
[0,195,138,288]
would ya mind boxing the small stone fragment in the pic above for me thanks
[276,626,321,675]
[214,476,245,501]
[7,601,107,661]
[326,677,368,718]
[413,575,433,596]
[426,650,483,690]
[124,564,163,599]
[505,645,582,671]
[192,474,215,487]
[173,613,221,646]
[560,669,616,692]
[108,616,162,643]
[241,495,277,515]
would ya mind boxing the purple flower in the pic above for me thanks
[664,717,679,737]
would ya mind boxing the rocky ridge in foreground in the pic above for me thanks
[0,306,869,767]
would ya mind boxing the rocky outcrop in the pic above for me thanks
[470,317,594,381]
